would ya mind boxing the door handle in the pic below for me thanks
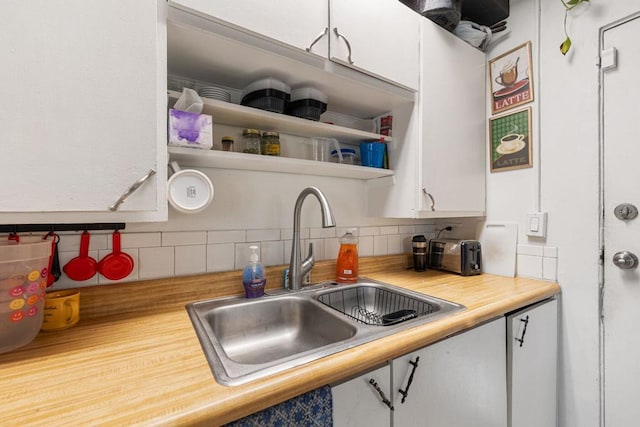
[398,356,420,404]
[612,251,638,270]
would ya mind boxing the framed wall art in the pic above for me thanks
[489,107,532,173]
[489,41,534,114]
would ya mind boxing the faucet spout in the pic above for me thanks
[289,187,336,290]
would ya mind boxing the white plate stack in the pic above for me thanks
[197,86,231,102]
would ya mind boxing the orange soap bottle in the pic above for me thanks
[336,229,359,283]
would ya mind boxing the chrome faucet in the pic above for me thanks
[288,187,336,290]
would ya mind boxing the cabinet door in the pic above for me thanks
[0,0,167,223]
[169,0,329,56]
[332,364,392,427]
[393,318,507,427]
[419,19,486,215]
[507,299,558,427]
[330,0,419,90]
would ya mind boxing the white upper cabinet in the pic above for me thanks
[367,19,485,218]
[0,0,167,223]
[168,0,419,91]
[419,18,486,214]
[167,0,329,56]
[329,0,420,91]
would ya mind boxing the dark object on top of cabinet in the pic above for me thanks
[461,0,509,27]
[399,0,462,32]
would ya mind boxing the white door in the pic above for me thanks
[602,12,640,426]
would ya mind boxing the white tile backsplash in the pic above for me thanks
[309,227,337,239]
[51,221,439,287]
[175,245,207,276]
[261,241,284,267]
[138,247,175,280]
[517,244,544,256]
[162,231,207,247]
[360,227,380,236]
[374,235,388,256]
[387,234,403,255]
[359,235,374,257]
[543,257,558,281]
[117,232,161,249]
[207,243,235,272]
[207,230,246,244]
[399,225,416,234]
[380,226,399,235]
[247,229,281,242]
[517,254,543,279]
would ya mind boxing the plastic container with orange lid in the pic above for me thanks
[0,237,52,354]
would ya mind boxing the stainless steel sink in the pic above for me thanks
[187,279,465,385]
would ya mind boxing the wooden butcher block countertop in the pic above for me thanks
[0,255,560,426]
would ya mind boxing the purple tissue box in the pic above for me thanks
[168,109,213,149]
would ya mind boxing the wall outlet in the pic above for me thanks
[526,212,548,238]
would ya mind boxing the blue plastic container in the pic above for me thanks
[360,142,385,168]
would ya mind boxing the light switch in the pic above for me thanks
[526,212,547,238]
[601,47,618,71]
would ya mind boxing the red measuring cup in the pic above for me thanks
[63,231,98,281]
[97,231,134,281]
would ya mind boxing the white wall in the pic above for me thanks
[488,0,640,426]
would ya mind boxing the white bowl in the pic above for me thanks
[167,169,214,214]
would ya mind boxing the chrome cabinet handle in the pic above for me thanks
[368,378,394,411]
[108,169,156,211]
[333,27,354,65]
[306,27,328,53]
[398,356,420,404]
[422,188,435,211]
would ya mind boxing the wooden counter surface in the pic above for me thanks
[0,256,559,426]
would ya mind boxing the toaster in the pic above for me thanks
[428,239,482,276]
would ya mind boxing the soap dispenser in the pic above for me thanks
[242,246,266,298]
[336,229,358,283]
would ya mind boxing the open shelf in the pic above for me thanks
[168,146,394,180]
[168,90,391,144]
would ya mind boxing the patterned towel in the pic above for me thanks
[225,385,333,427]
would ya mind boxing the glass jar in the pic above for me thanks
[242,128,261,154]
[261,131,280,156]
[221,136,234,152]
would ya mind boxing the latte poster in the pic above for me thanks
[489,42,534,114]
[489,107,532,173]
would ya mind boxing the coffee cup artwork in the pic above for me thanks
[496,133,526,155]
[41,290,80,331]
[495,57,519,88]
[489,107,533,173]
[489,41,534,114]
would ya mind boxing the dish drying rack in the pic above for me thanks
[317,286,438,326]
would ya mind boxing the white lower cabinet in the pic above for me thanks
[507,299,558,427]
[332,364,392,427]
[392,318,507,427]
[333,318,507,427]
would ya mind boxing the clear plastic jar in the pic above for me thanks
[221,136,234,152]
[261,131,280,156]
[331,148,356,165]
[242,129,261,154]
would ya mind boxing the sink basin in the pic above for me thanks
[199,296,356,364]
[187,279,465,385]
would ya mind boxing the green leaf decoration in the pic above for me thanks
[560,37,572,55]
